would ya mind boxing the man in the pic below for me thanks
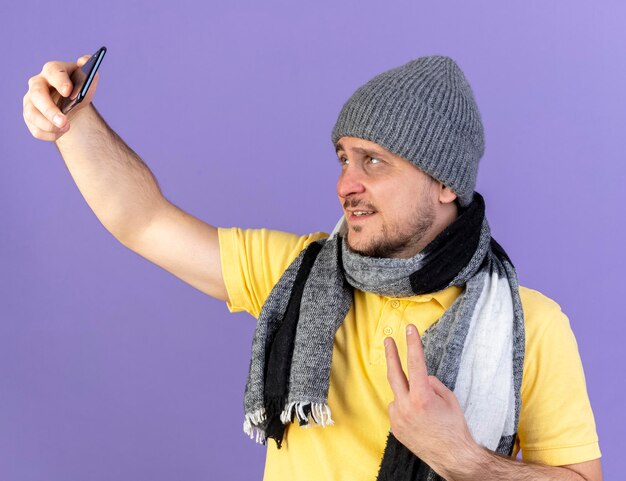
[23,54,602,480]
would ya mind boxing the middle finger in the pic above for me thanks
[406,324,430,393]
[29,78,67,128]
[24,101,66,134]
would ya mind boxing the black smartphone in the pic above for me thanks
[57,46,107,114]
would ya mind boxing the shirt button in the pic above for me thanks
[383,326,393,335]
[391,300,400,309]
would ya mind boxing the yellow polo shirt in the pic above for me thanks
[218,227,601,480]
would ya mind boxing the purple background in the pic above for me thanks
[2,1,624,479]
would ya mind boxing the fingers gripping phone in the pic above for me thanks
[57,46,107,115]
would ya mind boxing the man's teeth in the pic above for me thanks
[353,211,374,216]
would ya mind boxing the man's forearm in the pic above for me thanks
[440,446,587,481]
[54,103,166,243]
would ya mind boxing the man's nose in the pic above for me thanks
[337,166,366,198]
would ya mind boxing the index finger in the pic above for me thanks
[384,337,409,398]
[42,61,75,98]
[406,324,430,393]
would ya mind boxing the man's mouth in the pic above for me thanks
[348,210,376,221]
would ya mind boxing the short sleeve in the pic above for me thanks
[218,227,329,318]
[517,288,601,466]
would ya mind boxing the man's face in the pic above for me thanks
[336,136,453,259]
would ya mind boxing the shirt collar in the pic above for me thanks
[408,284,464,310]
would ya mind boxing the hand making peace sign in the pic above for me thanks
[384,324,479,473]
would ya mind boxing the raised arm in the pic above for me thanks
[22,55,229,302]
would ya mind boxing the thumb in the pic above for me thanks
[76,55,91,67]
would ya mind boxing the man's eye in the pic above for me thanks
[337,157,379,165]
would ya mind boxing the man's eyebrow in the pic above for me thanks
[335,143,388,158]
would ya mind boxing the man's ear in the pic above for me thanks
[438,183,458,205]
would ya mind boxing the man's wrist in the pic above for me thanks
[55,103,99,148]
[435,439,489,481]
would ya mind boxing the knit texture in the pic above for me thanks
[242,192,525,480]
[331,56,484,207]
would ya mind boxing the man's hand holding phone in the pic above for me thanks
[23,47,106,142]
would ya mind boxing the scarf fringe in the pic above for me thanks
[243,407,267,444]
[243,402,334,444]
[280,401,334,427]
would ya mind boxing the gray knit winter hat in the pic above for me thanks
[331,56,484,207]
